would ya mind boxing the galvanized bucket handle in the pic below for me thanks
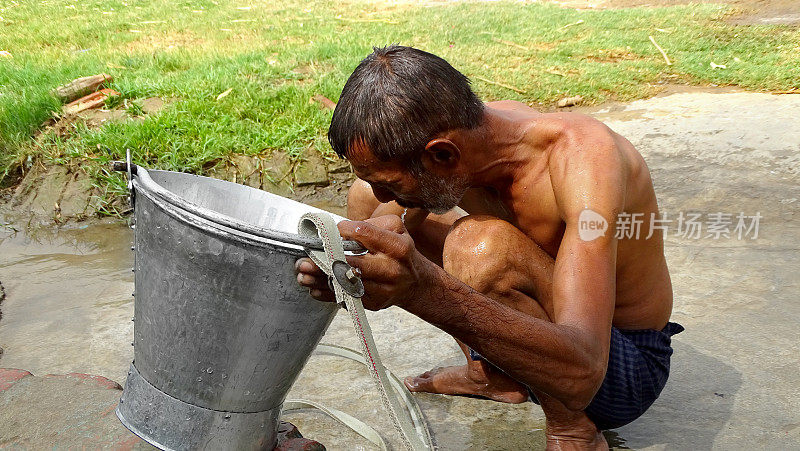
[112,161,365,252]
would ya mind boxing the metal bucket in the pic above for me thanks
[116,165,350,450]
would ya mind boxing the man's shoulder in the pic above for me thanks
[537,112,613,140]
[535,113,628,187]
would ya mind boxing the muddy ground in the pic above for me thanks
[1,86,798,449]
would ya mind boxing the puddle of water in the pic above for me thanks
[0,218,134,382]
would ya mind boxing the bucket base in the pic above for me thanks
[117,364,280,450]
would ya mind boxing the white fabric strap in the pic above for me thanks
[283,399,388,450]
[293,212,434,451]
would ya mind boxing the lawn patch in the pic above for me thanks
[0,0,797,212]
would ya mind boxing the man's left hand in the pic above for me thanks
[295,215,434,310]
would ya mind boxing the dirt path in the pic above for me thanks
[551,0,800,24]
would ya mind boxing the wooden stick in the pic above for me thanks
[52,74,113,103]
[649,35,672,66]
[334,16,398,24]
[491,37,529,51]
[559,19,584,30]
[216,88,233,101]
[474,76,526,94]
[311,94,337,110]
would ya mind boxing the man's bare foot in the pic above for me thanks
[545,415,608,451]
[545,430,608,451]
[403,364,529,404]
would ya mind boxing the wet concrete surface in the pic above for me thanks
[588,89,799,449]
[1,87,799,449]
[0,219,135,384]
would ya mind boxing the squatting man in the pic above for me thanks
[295,45,682,450]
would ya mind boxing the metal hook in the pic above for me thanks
[126,148,133,191]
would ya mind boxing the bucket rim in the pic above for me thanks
[129,164,362,252]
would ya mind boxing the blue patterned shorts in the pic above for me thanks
[470,322,684,430]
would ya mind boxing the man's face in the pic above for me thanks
[348,146,468,215]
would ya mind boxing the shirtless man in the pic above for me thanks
[295,45,682,449]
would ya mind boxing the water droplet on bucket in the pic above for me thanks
[197,377,202,382]
[224,413,231,420]
[207,367,213,374]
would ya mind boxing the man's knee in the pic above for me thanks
[442,215,518,295]
[347,179,380,220]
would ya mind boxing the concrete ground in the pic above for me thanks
[1,87,798,449]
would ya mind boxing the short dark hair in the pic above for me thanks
[328,45,484,165]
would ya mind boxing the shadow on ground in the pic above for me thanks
[616,341,743,449]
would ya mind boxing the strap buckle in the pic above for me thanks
[331,260,365,298]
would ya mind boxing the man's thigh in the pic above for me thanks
[411,209,465,265]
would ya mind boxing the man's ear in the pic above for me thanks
[422,138,461,170]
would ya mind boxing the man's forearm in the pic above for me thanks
[404,263,604,409]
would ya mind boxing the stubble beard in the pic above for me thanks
[415,171,469,215]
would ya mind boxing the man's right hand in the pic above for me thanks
[295,215,436,310]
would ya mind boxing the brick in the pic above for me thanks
[274,421,325,451]
[0,368,33,392]
[294,149,329,187]
[43,372,123,390]
[275,438,326,451]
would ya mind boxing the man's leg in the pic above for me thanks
[405,215,607,450]
[348,180,525,398]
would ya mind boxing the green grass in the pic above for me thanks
[0,0,798,199]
